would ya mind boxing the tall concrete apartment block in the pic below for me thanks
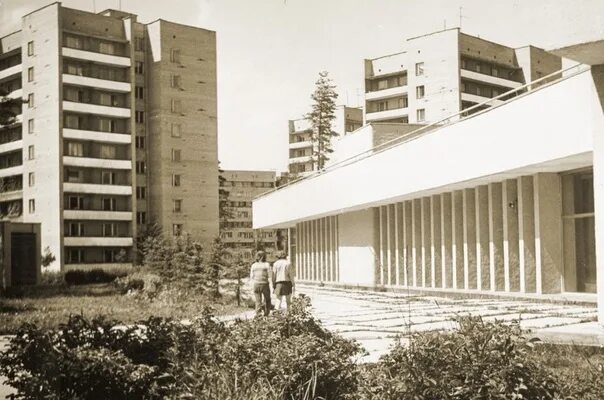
[364,28,562,124]
[288,105,362,176]
[219,170,284,261]
[0,4,218,271]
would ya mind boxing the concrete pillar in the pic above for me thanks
[534,173,563,294]
[313,219,318,281]
[452,190,464,289]
[518,176,536,293]
[335,216,340,282]
[386,205,393,285]
[463,189,477,289]
[395,203,401,286]
[431,195,442,288]
[374,208,382,285]
[503,179,521,292]
[421,197,431,287]
[389,204,397,285]
[476,186,490,290]
[489,183,505,291]
[379,206,385,285]
[441,193,453,288]
[412,199,422,286]
[403,201,411,286]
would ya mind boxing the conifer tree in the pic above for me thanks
[307,71,339,170]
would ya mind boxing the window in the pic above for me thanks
[171,75,181,88]
[136,161,146,174]
[134,37,144,52]
[416,85,425,99]
[416,108,425,122]
[99,93,112,106]
[172,174,181,187]
[136,186,146,199]
[67,249,83,264]
[398,97,408,108]
[103,223,117,237]
[66,169,81,182]
[27,67,34,82]
[415,62,424,76]
[28,145,35,160]
[171,149,181,162]
[27,41,34,56]
[137,211,147,225]
[135,136,145,149]
[28,172,35,187]
[171,123,181,137]
[99,118,115,132]
[171,99,182,113]
[28,119,34,134]
[100,145,116,159]
[170,48,181,63]
[492,67,499,77]
[172,224,183,236]
[28,199,35,214]
[66,63,83,76]
[27,93,34,108]
[69,222,84,237]
[99,42,115,55]
[135,86,144,99]
[377,79,388,90]
[102,197,116,211]
[66,36,81,49]
[173,199,182,213]
[69,196,84,210]
[377,101,387,112]
[101,171,116,185]
[475,63,481,73]
[67,142,84,157]
[135,111,145,124]
[135,61,144,74]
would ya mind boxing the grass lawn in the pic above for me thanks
[0,282,249,335]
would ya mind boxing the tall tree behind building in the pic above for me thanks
[307,71,339,170]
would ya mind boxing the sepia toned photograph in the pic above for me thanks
[1,0,604,398]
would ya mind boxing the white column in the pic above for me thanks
[403,201,410,286]
[489,183,504,291]
[452,191,464,289]
[395,203,401,286]
[386,205,392,285]
[441,193,452,288]
[476,186,490,291]
[431,195,441,288]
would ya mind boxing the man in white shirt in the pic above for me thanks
[272,250,295,310]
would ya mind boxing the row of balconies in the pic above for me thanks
[64,113,130,135]
[64,86,129,109]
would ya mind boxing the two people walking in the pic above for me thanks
[249,250,295,316]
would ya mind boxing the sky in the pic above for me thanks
[2,0,604,172]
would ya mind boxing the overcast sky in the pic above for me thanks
[2,0,604,172]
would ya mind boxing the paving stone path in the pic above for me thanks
[294,285,599,362]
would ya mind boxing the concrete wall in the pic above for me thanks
[337,209,376,285]
[20,4,63,271]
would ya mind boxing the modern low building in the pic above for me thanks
[364,28,561,124]
[0,3,218,271]
[254,49,604,318]
[288,105,362,176]
[220,170,285,262]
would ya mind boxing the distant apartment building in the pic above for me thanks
[0,4,218,270]
[364,28,561,124]
[219,170,284,261]
[288,105,362,176]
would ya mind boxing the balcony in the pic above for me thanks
[63,210,132,221]
[289,155,313,164]
[63,101,130,118]
[0,189,23,202]
[63,156,131,170]
[0,140,22,155]
[0,64,21,81]
[289,140,313,150]
[63,128,132,144]
[64,236,133,247]
[365,107,408,122]
[365,85,408,101]
[461,69,523,90]
[62,74,131,93]
[0,165,22,179]
[461,92,504,107]
[62,47,130,67]
[6,88,22,100]
[63,182,132,195]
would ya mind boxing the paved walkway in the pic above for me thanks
[294,284,599,362]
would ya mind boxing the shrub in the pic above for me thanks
[64,268,127,285]
[115,270,162,298]
[358,316,559,400]
[39,270,65,286]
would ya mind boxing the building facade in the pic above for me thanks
[364,28,561,124]
[0,4,218,271]
[288,105,362,176]
[219,170,285,262]
[255,51,604,307]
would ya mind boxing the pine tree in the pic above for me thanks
[307,71,339,170]
[0,87,20,126]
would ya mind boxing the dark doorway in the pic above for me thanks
[11,232,37,285]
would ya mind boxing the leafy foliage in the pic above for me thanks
[307,71,339,169]
[40,246,56,268]
[64,268,127,285]
[0,87,21,126]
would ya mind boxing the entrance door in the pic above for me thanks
[11,232,37,285]
[562,169,597,293]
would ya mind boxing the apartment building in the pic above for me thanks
[288,105,362,176]
[219,170,284,261]
[364,28,561,124]
[0,4,218,271]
